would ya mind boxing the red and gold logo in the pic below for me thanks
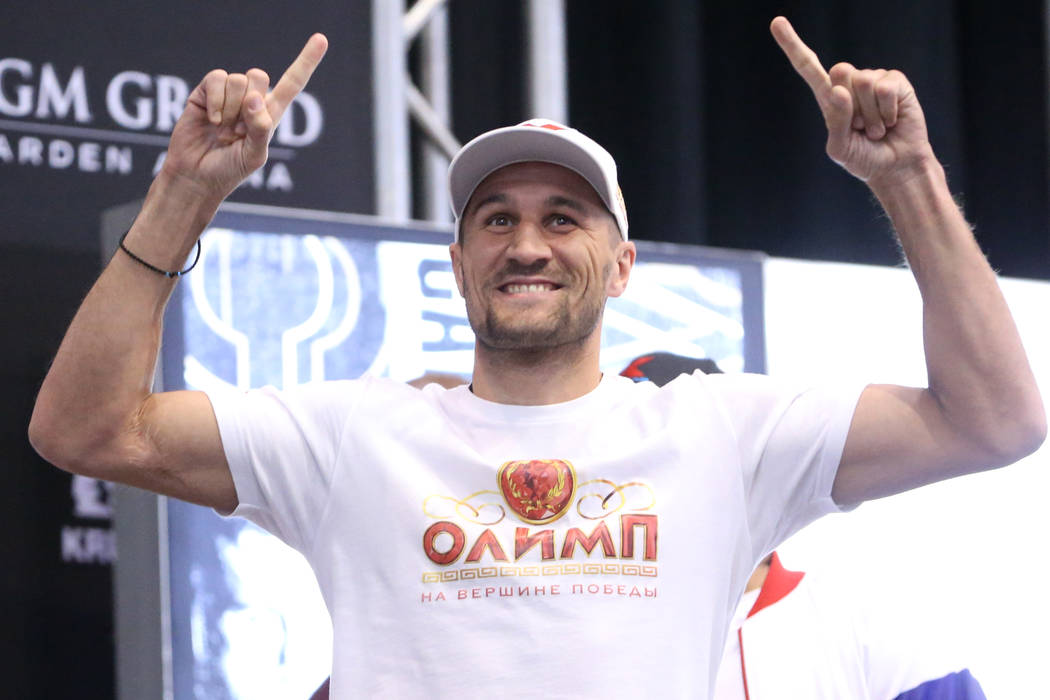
[497,459,577,524]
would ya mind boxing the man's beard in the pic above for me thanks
[465,264,611,352]
[474,293,604,351]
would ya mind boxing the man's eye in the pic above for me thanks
[487,214,511,226]
[550,214,576,227]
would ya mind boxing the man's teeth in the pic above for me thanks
[506,283,554,293]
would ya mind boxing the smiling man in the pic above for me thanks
[448,129,635,403]
[29,17,1044,700]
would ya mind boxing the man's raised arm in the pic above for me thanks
[28,35,328,512]
[769,17,1045,505]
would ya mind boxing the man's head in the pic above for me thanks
[447,120,635,353]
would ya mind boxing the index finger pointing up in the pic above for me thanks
[267,33,329,123]
[770,17,832,111]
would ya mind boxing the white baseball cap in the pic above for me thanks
[448,118,628,242]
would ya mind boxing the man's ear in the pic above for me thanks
[606,241,636,298]
[449,243,466,298]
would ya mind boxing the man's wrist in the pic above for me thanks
[867,149,977,270]
[867,149,945,205]
[149,168,225,221]
[124,172,221,271]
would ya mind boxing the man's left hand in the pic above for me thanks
[770,16,935,188]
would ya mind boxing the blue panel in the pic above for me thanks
[893,669,987,700]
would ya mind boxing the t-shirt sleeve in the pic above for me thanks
[703,373,864,560]
[206,379,363,553]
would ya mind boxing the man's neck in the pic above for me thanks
[469,340,603,405]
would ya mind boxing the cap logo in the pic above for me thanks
[521,121,567,131]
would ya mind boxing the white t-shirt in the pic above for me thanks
[209,371,861,699]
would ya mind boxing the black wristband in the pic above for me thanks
[118,229,201,278]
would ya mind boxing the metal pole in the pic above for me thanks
[525,0,568,123]
[404,0,448,43]
[372,0,411,220]
[376,0,568,222]
[420,4,453,222]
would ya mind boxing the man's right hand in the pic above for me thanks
[30,34,328,513]
[161,34,328,201]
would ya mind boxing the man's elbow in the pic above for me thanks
[1015,406,1047,459]
[28,409,118,479]
[29,412,82,475]
[983,402,1047,467]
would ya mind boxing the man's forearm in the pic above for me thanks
[871,159,1046,460]
[29,173,219,472]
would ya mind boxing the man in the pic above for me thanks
[29,17,1043,699]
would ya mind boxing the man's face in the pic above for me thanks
[450,162,634,352]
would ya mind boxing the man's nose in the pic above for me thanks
[506,222,552,265]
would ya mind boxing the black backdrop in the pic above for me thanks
[3,1,1047,696]
[1,2,372,696]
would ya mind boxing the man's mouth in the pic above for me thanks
[501,282,559,294]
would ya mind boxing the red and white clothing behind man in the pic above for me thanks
[713,553,986,700]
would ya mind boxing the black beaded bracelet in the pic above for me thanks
[118,229,201,278]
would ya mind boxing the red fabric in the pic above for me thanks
[738,552,805,697]
[738,626,752,700]
[746,551,805,619]
[620,354,654,379]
